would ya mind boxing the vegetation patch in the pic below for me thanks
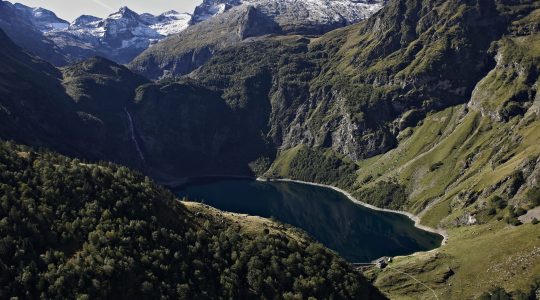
[0,141,384,299]
[267,146,359,189]
[354,181,408,210]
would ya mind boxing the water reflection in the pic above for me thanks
[175,178,442,262]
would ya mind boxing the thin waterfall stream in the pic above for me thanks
[124,108,146,163]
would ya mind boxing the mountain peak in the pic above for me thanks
[161,10,180,16]
[119,6,131,13]
[11,2,69,32]
[109,6,139,19]
[192,0,241,23]
[71,14,101,27]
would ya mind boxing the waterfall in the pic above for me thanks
[124,108,146,163]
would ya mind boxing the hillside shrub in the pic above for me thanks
[354,181,408,210]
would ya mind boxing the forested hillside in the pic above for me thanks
[0,141,384,299]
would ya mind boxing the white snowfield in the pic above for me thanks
[4,0,385,64]
[194,0,385,26]
[147,11,192,36]
[60,7,191,48]
[15,4,192,51]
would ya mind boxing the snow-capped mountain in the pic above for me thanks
[46,6,192,64]
[142,10,192,36]
[1,0,385,68]
[130,0,387,79]
[0,1,191,65]
[66,7,191,46]
[191,0,386,32]
[13,2,69,32]
[0,1,67,65]
[192,0,242,23]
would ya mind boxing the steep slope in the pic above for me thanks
[12,2,69,32]
[4,0,540,184]
[0,141,385,299]
[0,1,67,66]
[0,2,192,66]
[172,0,527,179]
[288,0,513,160]
[0,29,83,151]
[264,2,540,298]
[129,0,385,79]
[61,57,150,167]
[129,5,276,80]
[0,27,271,180]
[0,28,155,172]
[191,0,385,33]
[359,70,540,297]
[266,0,540,214]
[131,78,274,179]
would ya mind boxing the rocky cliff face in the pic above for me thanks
[131,0,525,164]
[191,0,242,23]
[191,0,385,33]
[0,1,67,65]
[2,0,540,182]
[285,0,514,160]
[129,5,281,80]
[129,0,385,79]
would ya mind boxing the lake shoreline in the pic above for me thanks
[259,177,448,246]
[160,175,256,189]
[168,174,448,259]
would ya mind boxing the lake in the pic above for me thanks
[175,178,443,262]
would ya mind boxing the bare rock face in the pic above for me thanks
[237,6,282,39]
[129,0,386,80]
[0,1,67,66]
[192,0,386,34]
[191,0,242,23]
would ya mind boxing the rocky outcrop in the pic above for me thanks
[0,1,67,65]
[192,0,385,34]
[130,0,385,79]
[237,6,282,39]
[130,5,283,80]
[3,0,540,183]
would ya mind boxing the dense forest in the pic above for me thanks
[0,140,384,299]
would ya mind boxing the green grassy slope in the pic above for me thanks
[266,5,540,299]
[369,222,540,299]
[0,140,385,299]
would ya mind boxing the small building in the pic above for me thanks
[373,256,392,269]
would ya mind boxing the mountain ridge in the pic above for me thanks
[0,1,192,65]
[129,0,386,79]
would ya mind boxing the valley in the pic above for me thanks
[0,0,540,298]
